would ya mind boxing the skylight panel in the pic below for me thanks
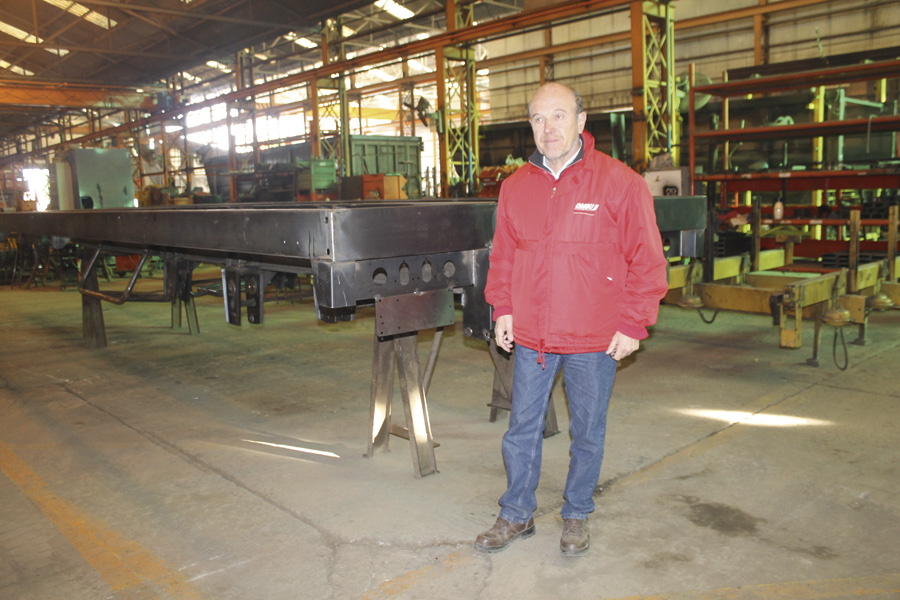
[284,32,318,49]
[42,0,118,29]
[206,60,232,74]
[0,20,69,55]
[374,0,414,20]
[0,59,35,77]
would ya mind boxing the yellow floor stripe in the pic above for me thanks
[0,439,206,600]
[607,573,900,599]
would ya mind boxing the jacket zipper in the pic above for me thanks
[540,172,561,368]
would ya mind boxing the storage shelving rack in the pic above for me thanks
[687,59,900,282]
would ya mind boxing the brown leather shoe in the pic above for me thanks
[560,518,589,555]
[474,517,535,553]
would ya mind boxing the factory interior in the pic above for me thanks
[1,1,899,599]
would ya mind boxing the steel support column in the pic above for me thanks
[435,3,480,197]
[442,46,479,197]
[540,29,554,85]
[399,60,415,137]
[309,79,321,159]
[131,110,145,193]
[631,0,675,172]
[753,0,770,66]
[319,18,351,177]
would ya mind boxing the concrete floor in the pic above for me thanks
[1,272,899,600]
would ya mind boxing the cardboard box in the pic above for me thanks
[383,175,408,200]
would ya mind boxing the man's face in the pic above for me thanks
[529,84,587,165]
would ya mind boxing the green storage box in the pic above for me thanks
[296,159,337,192]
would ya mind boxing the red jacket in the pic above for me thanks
[484,131,669,355]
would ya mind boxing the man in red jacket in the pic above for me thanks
[474,82,669,555]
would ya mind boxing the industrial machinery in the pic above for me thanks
[53,148,135,210]
[204,135,422,202]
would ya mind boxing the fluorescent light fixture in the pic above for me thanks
[375,0,415,20]
[42,0,117,29]
[243,439,341,459]
[415,32,431,40]
[674,408,832,427]
[254,53,268,62]
[0,20,69,55]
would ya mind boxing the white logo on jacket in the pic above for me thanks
[573,202,599,215]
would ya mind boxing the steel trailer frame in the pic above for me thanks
[0,200,495,477]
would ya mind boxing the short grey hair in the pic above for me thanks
[573,89,584,114]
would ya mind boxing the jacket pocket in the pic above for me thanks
[548,241,624,343]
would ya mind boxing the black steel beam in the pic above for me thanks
[0,200,496,263]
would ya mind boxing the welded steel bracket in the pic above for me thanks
[222,266,276,326]
[78,246,153,347]
[366,289,455,477]
[779,270,847,349]
[78,247,149,305]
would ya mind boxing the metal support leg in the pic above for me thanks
[171,286,200,333]
[422,327,443,394]
[367,334,395,456]
[394,333,437,477]
[487,342,512,422]
[80,251,107,348]
[366,331,438,477]
[170,261,199,334]
[487,343,559,437]
[805,305,822,368]
[366,290,452,477]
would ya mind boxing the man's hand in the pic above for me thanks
[495,314,514,352]
[606,331,638,361]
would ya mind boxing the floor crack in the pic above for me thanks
[62,381,343,549]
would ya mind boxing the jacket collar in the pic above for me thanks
[528,131,595,177]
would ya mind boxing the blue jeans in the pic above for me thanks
[498,345,617,523]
